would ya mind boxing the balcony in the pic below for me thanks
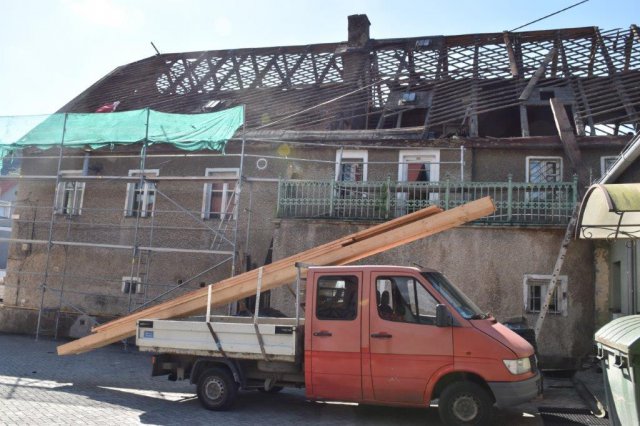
[277,176,578,226]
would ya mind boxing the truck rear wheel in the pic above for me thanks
[196,367,238,411]
[438,381,492,426]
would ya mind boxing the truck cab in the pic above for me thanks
[305,265,540,424]
[138,265,540,425]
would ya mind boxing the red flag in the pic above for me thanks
[95,101,120,113]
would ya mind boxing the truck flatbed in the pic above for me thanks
[136,316,302,362]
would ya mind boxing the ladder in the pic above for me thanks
[210,187,239,251]
[533,201,580,338]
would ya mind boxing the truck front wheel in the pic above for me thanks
[438,381,492,426]
[196,367,238,411]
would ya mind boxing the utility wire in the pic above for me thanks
[510,0,589,32]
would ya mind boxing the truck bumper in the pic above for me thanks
[488,373,541,409]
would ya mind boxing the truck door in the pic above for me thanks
[309,272,362,401]
[368,272,453,404]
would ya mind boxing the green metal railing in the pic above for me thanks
[277,175,578,225]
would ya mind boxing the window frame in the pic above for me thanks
[54,170,85,216]
[600,156,618,178]
[121,276,142,294]
[335,150,368,182]
[523,274,568,316]
[375,275,439,325]
[315,275,359,321]
[525,156,563,183]
[124,169,159,218]
[397,149,440,182]
[201,168,239,220]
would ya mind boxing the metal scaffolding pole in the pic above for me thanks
[127,108,150,314]
[35,113,68,340]
[230,106,247,278]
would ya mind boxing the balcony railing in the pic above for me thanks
[277,176,578,226]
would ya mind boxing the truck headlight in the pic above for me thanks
[503,357,531,375]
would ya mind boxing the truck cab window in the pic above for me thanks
[316,276,358,320]
[376,276,437,325]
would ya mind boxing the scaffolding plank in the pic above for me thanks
[57,198,495,355]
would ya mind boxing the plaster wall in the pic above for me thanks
[272,220,595,367]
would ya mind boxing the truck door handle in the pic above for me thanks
[313,331,332,337]
[371,332,392,339]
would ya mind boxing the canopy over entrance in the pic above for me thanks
[578,184,640,239]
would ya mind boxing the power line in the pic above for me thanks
[510,0,590,32]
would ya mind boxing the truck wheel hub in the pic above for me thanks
[452,395,478,421]
[204,377,225,401]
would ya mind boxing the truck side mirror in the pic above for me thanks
[435,304,451,327]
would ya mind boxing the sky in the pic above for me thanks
[1,0,638,116]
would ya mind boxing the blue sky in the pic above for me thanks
[1,0,638,116]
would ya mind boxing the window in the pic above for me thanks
[526,157,562,183]
[398,150,440,182]
[121,276,142,294]
[335,150,368,182]
[601,156,617,178]
[55,171,85,216]
[316,275,358,320]
[397,149,440,215]
[523,274,567,316]
[526,157,563,203]
[202,168,239,220]
[124,169,158,218]
[376,276,438,325]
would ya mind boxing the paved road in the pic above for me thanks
[0,334,597,425]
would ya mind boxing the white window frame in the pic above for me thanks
[523,274,568,316]
[525,156,563,183]
[601,156,618,177]
[398,149,440,182]
[201,168,239,220]
[124,169,159,218]
[121,276,142,294]
[54,170,85,216]
[396,149,440,215]
[335,150,368,182]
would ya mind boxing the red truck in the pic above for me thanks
[137,265,541,425]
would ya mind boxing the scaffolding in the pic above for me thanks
[0,123,471,341]
[0,108,247,340]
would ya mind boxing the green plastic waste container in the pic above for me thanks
[595,315,640,426]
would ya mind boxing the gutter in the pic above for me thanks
[599,132,640,184]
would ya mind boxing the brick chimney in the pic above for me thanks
[348,14,370,47]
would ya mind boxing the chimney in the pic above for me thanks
[348,14,370,47]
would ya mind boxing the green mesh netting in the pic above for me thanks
[0,106,244,168]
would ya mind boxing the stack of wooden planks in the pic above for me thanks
[57,197,495,355]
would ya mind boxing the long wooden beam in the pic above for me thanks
[550,97,586,190]
[57,198,495,355]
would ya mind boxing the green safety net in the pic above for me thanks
[0,106,244,169]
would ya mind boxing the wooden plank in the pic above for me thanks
[549,97,586,190]
[92,205,443,333]
[518,48,557,101]
[502,32,520,77]
[57,198,495,355]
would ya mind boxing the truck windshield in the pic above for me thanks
[421,272,485,319]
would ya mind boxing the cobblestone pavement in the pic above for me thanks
[0,333,597,425]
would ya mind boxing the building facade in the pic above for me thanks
[2,16,639,367]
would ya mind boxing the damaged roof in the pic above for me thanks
[60,20,640,137]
